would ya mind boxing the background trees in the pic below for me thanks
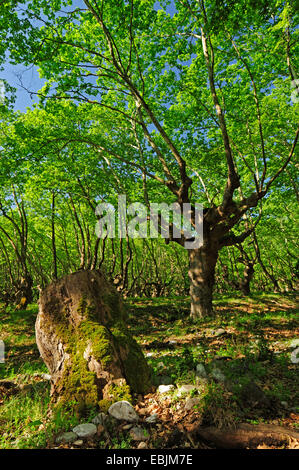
[0,0,298,313]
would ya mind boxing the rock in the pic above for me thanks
[35,270,151,411]
[290,347,299,364]
[40,373,51,381]
[290,339,299,349]
[129,426,149,441]
[137,441,148,449]
[195,363,208,379]
[157,375,173,385]
[185,397,201,411]
[72,423,97,438]
[211,368,226,383]
[108,400,139,422]
[92,412,107,426]
[177,384,199,397]
[56,431,78,444]
[145,414,158,424]
[212,328,226,337]
[122,424,134,430]
[195,376,208,386]
[73,440,83,446]
[157,384,175,394]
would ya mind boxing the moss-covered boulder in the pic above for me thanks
[35,270,152,413]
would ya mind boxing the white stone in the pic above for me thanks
[290,339,299,349]
[177,384,199,397]
[129,426,149,441]
[72,423,97,438]
[108,400,139,422]
[211,368,226,383]
[185,397,201,411]
[290,347,299,364]
[137,441,148,449]
[56,431,77,444]
[213,328,226,337]
[73,440,83,446]
[157,384,175,394]
[195,363,208,378]
[40,373,51,381]
[145,413,158,423]
[92,412,107,426]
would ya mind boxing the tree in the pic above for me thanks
[0,0,298,316]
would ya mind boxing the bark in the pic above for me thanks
[240,262,254,295]
[188,244,218,318]
[15,273,33,310]
[36,270,152,413]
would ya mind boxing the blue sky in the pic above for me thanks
[2,0,177,112]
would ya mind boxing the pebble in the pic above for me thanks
[157,384,175,394]
[177,384,199,397]
[185,397,201,411]
[211,368,226,383]
[195,363,208,378]
[290,347,299,364]
[73,440,83,446]
[123,424,134,430]
[108,400,139,422]
[56,431,77,444]
[212,328,226,337]
[137,441,148,449]
[92,412,107,426]
[72,423,97,438]
[40,373,51,381]
[129,426,149,441]
[145,414,158,424]
[290,339,299,349]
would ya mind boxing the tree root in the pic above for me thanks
[194,423,299,449]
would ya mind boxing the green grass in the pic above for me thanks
[0,292,298,448]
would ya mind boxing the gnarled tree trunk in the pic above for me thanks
[188,244,219,318]
[36,270,152,414]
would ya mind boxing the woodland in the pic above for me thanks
[0,0,298,451]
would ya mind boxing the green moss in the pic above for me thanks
[111,327,152,394]
[98,383,132,413]
[108,382,132,403]
[47,292,151,416]
[102,292,126,325]
[79,322,116,368]
[99,398,112,413]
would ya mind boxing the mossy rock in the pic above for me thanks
[36,270,152,414]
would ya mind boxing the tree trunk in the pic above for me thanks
[240,262,254,295]
[36,270,152,414]
[188,245,218,318]
[15,273,33,310]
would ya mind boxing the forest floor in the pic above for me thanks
[0,292,298,449]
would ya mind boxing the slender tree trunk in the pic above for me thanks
[240,262,254,295]
[51,192,58,280]
[188,245,218,318]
